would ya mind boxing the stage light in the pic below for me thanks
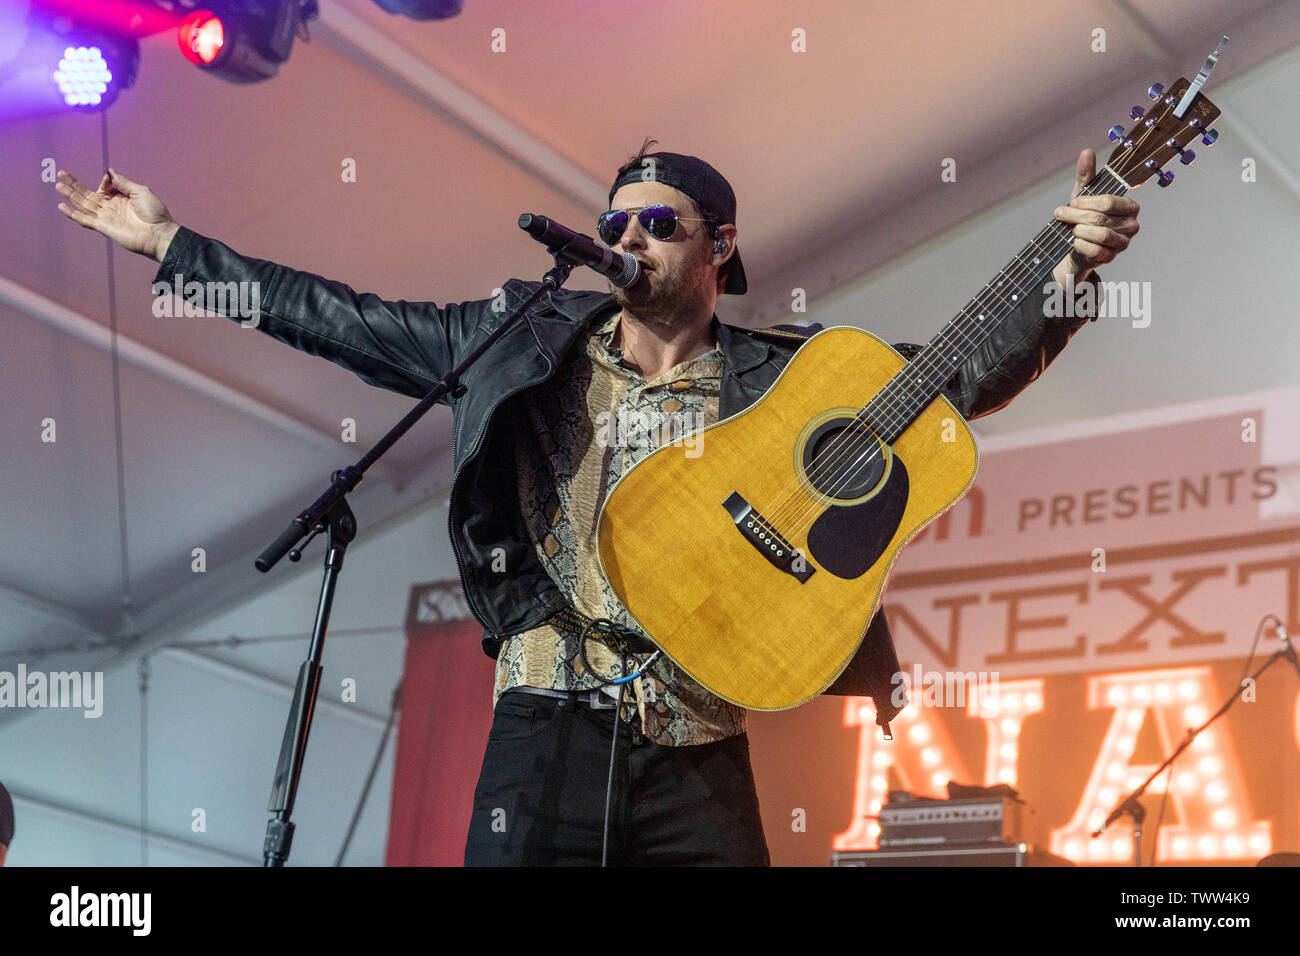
[23,3,141,113]
[52,34,138,111]
[178,10,225,66]
[178,1,318,84]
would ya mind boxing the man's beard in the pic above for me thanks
[610,247,711,328]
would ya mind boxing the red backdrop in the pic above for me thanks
[384,584,494,866]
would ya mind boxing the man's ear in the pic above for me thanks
[712,224,738,267]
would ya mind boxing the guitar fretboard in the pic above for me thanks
[861,166,1128,444]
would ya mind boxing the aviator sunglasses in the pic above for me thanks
[597,204,717,245]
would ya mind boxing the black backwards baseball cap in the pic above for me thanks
[607,151,748,295]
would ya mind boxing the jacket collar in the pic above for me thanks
[538,287,770,376]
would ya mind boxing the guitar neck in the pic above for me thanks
[864,165,1129,443]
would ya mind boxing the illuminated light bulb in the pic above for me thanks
[1176,772,1197,792]
[1249,834,1268,852]
[909,724,929,744]
[1205,781,1227,802]
[871,775,887,791]
[1025,692,1041,709]
[999,743,1016,760]
[1088,840,1105,857]
[1173,837,1189,855]
[1003,694,1021,712]
[1155,683,1172,701]
[1065,840,1082,858]
[921,748,939,766]
[1198,756,1221,776]
[1184,705,1207,724]
[1106,764,1124,780]
[1224,835,1243,855]
[869,799,881,813]
[1213,808,1236,828]
[872,751,889,767]
[1197,836,1218,855]
[997,767,1015,784]
[1108,687,1127,705]
[1000,717,1019,734]
[1111,839,1128,858]
[930,772,948,788]
[1132,684,1150,700]
[1178,680,1197,699]
[867,822,880,836]
[1193,732,1214,750]
[1117,737,1135,754]
[1126,710,1143,729]
[858,707,872,721]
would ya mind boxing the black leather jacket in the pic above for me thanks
[155,225,1097,728]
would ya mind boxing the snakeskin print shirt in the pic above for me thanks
[492,309,747,746]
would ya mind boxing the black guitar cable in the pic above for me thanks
[576,617,662,867]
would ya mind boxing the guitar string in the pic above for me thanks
[759,127,1154,546]
[773,95,1183,532]
[748,170,1119,541]
[754,92,1183,537]
[776,173,1127,535]
[749,120,1159,547]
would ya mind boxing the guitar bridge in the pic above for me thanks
[722,492,816,583]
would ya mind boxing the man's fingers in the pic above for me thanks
[107,167,138,193]
[55,179,101,215]
[1070,194,1140,216]
[56,172,104,209]
[1072,223,1130,250]
[1070,148,1096,198]
[57,201,96,229]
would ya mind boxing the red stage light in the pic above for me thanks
[178,10,224,66]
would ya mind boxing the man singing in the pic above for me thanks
[54,140,1139,865]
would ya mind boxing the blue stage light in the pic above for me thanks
[53,45,112,108]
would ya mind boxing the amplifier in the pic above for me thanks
[832,843,1073,867]
[878,796,1021,847]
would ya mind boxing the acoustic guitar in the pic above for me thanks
[597,62,1224,710]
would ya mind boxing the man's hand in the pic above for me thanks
[1051,148,1140,287]
[55,168,180,262]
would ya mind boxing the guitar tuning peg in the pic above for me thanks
[1147,82,1164,100]
[1201,128,1219,146]
[1108,124,1125,142]
[1179,148,1196,166]
[1156,169,1175,188]
[1129,105,1145,119]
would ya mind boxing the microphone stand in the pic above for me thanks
[257,249,580,867]
[1091,635,1296,866]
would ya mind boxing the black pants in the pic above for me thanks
[463,688,770,866]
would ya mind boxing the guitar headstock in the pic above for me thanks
[1105,77,1222,189]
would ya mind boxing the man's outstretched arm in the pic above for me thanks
[54,168,485,401]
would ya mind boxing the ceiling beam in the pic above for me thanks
[0,275,401,486]
[314,3,608,213]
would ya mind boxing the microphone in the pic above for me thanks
[518,214,641,288]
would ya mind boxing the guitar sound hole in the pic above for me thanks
[802,418,887,500]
